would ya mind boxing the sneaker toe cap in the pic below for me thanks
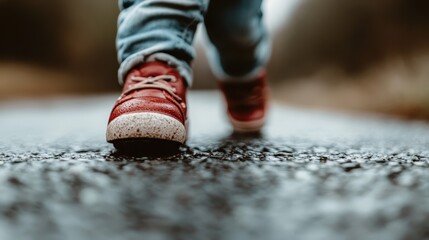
[109,97,185,124]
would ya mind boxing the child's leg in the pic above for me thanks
[117,0,208,86]
[204,0,270,79]
[204,0,270,133]
[108,0,209,149]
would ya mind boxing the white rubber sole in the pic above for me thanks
[229,116,266,133]
[106,112,187,144]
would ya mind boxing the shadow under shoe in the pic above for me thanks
[112,138,183,157]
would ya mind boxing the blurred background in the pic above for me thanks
[1,0,429,119]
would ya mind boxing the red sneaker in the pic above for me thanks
[218,71,269,133]
[106,62,188,149]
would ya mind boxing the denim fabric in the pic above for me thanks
[117,0,270,85]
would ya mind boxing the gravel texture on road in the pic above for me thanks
[0,92,428,240]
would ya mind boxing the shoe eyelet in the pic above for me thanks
[181,102,187,108]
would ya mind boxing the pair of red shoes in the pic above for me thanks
[106,62,268,149]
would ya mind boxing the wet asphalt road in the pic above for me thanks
[0,91,429,240]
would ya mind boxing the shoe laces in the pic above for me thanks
[122,75,183,102]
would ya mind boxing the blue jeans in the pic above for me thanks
[117,0,270,85]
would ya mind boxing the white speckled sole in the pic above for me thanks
[106,112,187,144]
[229,116,266,133]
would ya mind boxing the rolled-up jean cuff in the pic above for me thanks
[206,34,272,81]
[118,52,193,86]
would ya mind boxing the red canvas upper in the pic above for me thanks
[108,62,188,125]
[218,71,268,122]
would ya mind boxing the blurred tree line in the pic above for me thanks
[0,0,119,92]
[2,0,429,118]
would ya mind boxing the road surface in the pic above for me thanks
[0,91,428,240]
